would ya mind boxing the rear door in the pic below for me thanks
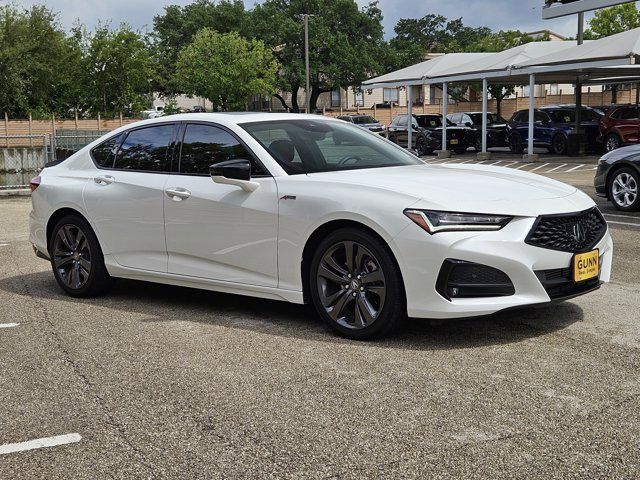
[616,107,640,144]
[84,123,177,272]
[163,122,279,286]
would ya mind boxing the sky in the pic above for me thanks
[1,0,609,38]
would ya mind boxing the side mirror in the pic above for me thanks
[464,122,472,127]
[210,159,259,192]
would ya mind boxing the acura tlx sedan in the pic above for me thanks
[29,113,613,340]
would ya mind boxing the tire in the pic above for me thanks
[309,227,406,340]
[609,167,640,211]
[551,134,568,155]
[49,214,113,297]
[415,136,428,156]
[388,134,397,145]
[473,134,482,152]
[508,134,524,154]
[605,133,621,153]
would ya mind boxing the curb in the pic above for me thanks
[0,189,30,197]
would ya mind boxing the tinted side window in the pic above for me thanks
[91,133,124,168]
[114,125,174,172]
[180,124,268,176]
[621,107,639,120]
[535,111,550,123]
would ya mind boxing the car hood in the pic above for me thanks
[306,163,591,216]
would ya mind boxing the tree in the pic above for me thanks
[152,0,250,94]
[81,24,154,117]
[390,14,491,68]
[174,29,278,111]
[250,0,387,112]
[0,4,78,117]
[585,3,639,39]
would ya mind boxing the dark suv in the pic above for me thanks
[337,114,386,134]
[447,112,508,151]
[597,105,640,152]
[506,106,602,154]
[387,114,468,155]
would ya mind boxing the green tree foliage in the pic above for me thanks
[81,24,154,117]
[175,29,278,111]
[250,0,387,112]
[0,4,76,117]
[390,14,491,68]
[585,3,639,39]
[152,0,249,94]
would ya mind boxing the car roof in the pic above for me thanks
[119,112,343,127]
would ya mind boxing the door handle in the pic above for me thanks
[94,175,115,185]
[165,187,191,201]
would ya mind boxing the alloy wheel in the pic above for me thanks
[52,224,92,290]
[605,135,620,152]
[612,172,638,208]
[553,135,567,155]
[316,241,386,330]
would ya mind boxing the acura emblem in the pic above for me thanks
[570,223,586,244]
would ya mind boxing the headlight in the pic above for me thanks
[404,209,513,234]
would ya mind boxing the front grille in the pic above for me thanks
[436,259,515,301]
[535,267,601,300]
[525,207,607,253]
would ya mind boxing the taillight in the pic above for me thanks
[29,176,41,192]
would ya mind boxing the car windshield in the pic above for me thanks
[468,113,506,125]
[351,116,378,125]
[242,119,424,175]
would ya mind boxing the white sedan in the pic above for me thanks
[29,113,613,339]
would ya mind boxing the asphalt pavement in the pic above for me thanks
[0,166,638,479]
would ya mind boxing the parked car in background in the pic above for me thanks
[190,105,206,113]
[506,106,602,155]
[594,144,640,211]
[447,112,508,151]
[141,105,165,119]
[337,114,386,135]
[387,114,468,155]
[597,105,640,153]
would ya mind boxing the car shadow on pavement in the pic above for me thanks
[0,272,583,350]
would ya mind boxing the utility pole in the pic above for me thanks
[297,14,315,114]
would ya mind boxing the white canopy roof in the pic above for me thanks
[362,53,491,89]
[517,27,640,68]
[424,41,576,83]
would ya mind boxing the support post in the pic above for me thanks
[407,85,413,152]
[304,14,311,114]
[4,112,9,148]
[568,11,586,156]
[478,77,490,160]
[523,73,538,162]
[438,82,450,158]
[28,112,33,147]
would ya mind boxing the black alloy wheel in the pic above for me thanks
[50,215,113,297]
[605,133,621,153]
[552,134,568,155]
[474,134,483,152]
[310,228,405,339]
[509,134,524,154]
[416,136,428,156]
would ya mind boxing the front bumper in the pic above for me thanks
[393,216,613,319]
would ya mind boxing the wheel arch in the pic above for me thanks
[300,219,406,305]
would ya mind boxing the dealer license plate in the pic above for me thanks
[573,249,599,282]
[450,139,459,145]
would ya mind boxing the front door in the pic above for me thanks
[163,123,279,287]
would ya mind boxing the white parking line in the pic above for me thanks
[0,433,81,455]
[528,163,550,173]
[545,164,567,173]
[606,220,640,228]
[459,159,475,164]
[0,243,9,247]
[514,164,530,170]
[502,162,518,168]
[0,323,19,328]
[566,164,585,172]
[488,161,503,166]
[604,213,640,220]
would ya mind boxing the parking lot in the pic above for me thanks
[0,162,639,478]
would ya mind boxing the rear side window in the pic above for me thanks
[114,124,175,172]
[620,107,639,120]
[91,133,124,168]
[179,124,268,176]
